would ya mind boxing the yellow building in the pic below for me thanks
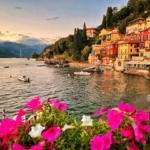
[139,17,150,30]
[88,53,98,64]
[118,40,140,59]
[99,28,122,44]
[126,18,144,34]
[88,45,105,63]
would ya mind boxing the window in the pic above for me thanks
[118,61,121,66]
[130,49,132,52]
[131,44,132,46]
[136,49,139,52]
[148,34,150,40]
[141,36,144,42]
[148,52,150,58]
[140,52,144,56]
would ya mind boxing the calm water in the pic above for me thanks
[0,58,150,120]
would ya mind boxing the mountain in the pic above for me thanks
[0,42,48,58]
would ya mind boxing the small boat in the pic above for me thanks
[4,66,9,68]
[18,75,30,82]
[74,71,91,76]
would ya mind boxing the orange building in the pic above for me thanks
[118,40,140,59]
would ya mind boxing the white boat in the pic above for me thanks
[18,75,30,82]
[74,71,91,76]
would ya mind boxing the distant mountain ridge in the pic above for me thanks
[0,42,48,58]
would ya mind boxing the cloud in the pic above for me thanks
[17,34,51,45]
[46,17,59,20]
[15,7,22,9]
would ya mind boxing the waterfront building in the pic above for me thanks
[118,40,140,59]
[139,28,150,59]
[88,45,105,63]
[102,41,118,66]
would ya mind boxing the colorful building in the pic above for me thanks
[118,40,140,59]
[139,28,150,59]
[99,28,121,45]
[126,18,144,34]
[102,41,118,65]
[88,45,104,63]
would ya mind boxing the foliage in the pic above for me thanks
[0,96,150,150]
[106,7,113,28]
[81,46,92,61]
[32,52,39,59]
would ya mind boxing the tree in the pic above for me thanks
[106,7,113,28]
[81,46,91,61]
[82,22,87,45]
[32,52,39,58]
[102,15,106,29]
[112,7,118,15]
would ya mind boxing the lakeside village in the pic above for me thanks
[45,17,150,78]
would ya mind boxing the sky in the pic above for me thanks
[0,0,128,45]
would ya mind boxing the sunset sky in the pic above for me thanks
[0,0,128,45]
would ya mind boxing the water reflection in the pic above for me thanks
[0,58,150,120]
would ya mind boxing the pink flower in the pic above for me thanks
[0,118,19,146]
[59,102,67,112]
[117,101,136,114]
[13,143,25,150]
[131,122,146,145]
[98,118,104,123]
[26,96,41,112]
[143,125,150,133]
[93,106,107,116]
[87,128,93,132]
[42,126,61,142]
[50,100,67,112]
[49,99,60,109]
[128,140,140,150]
[90,132,112,150]
[90,135,104,150]
[101,132,112,149]
[107,110,124,130]
[135,110,149,123]
[15,108,26,123]
[121,126,134,140]
[29,143,43,150]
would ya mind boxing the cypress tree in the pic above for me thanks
[106,7,113,28]
[82,22,87,45]
[102,15,106,29]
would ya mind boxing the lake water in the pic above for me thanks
[0,58,150,120]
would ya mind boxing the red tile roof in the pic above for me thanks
[86,27,96,30]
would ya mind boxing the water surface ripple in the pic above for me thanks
[0,58,150,120]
